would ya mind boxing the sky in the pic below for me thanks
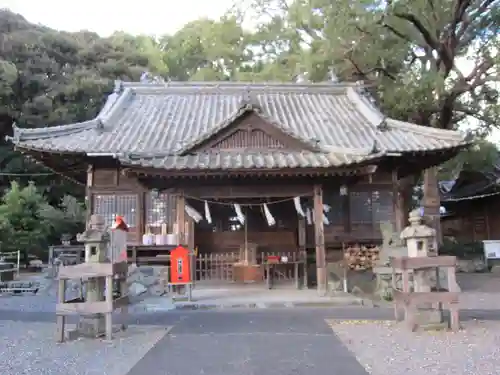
[0,0,235,36]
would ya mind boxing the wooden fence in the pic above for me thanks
[195,251,304,284]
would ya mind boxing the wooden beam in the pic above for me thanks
[180,184,314,199]
[123,164,379,179]
[392,170,404,233]
[313,184,327,295]
[176,193,186,245]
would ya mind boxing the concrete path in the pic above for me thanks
[126,309,369,375]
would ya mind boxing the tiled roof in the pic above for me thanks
[119,151,385,171]
[441,167,500,202]
[9,81,467,170]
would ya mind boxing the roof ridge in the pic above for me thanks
[346,86,466,143]
[9,81,133,142]
[386,119,465,141]
[9,119,98,142]
[126,81,352,95]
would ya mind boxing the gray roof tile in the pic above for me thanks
[120,151,384,170]
[10,82,466,170]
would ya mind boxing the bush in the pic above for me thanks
[0,181,57,263]
[0,182,86,263]
[439,238,484,259]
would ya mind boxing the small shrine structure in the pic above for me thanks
[56,215,129,342]
[391,209,460,332]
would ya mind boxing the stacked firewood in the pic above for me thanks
[343,245,381,270]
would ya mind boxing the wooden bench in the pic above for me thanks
[391,256,460,332]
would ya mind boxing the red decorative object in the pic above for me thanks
[170,246,192,284]
[267,255,280,264]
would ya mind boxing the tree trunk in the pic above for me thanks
[422,167,442,245]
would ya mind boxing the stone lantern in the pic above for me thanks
[77,215,110,263]
[400,209,443,326]
[75,214,110,337]
[400,209,437,258]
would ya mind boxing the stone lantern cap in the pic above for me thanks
[400,208,436,240]
[76,214,110,243]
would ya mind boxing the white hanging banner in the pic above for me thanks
[323,213,330,225]
[306,208,312,225]
[234,204,245,225]
[263,204,276,226]
[185,204,202,223]
[293,197,306,217]
[204,200,212,224]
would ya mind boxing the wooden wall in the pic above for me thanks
[89,167,177,244]
[88,166,397,250]
[442,196,500,242]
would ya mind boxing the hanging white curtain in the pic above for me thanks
[323,213,330,225]
[204,200,212,224]
[185,204,202,223]
[306,208,312,225]
[263,203,276,226]
[234,204,245,225]
[293,197,306,217]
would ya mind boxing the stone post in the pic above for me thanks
[76,215,109,337]
[400,209,443,326]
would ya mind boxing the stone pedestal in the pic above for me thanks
[373,221,407,299]
[400,209,444,328]
[414,269,443,327]
[78,277,106,337]
[78,313,106,338]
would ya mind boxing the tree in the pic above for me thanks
[0,181,58,263]
[238,0,500,239]
[159,17,252,81]
[0,9,168,199]
[439,139,499,179]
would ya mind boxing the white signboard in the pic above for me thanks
[483,240,500,259]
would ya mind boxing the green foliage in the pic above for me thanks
[0,181,55,261]
[439,238,484,260]
[0,182,85,262]
[439,140,499,179]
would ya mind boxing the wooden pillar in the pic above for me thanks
[137,191,145,241]
[176,193,186,245]
[392,170,405,233]
[86,164,94,228]
[313,184,327,295]
[297,217,307,288]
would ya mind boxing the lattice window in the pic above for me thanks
[146,192,177,232]
[93,194,138,228]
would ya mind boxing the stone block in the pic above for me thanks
[456,258,488,273]
[129,282,147,296]
[77,314,106,338]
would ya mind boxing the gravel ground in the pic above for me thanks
[328,319,500,375]
[0,321,169,375]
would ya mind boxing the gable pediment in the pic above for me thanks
[185,111,315,153]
